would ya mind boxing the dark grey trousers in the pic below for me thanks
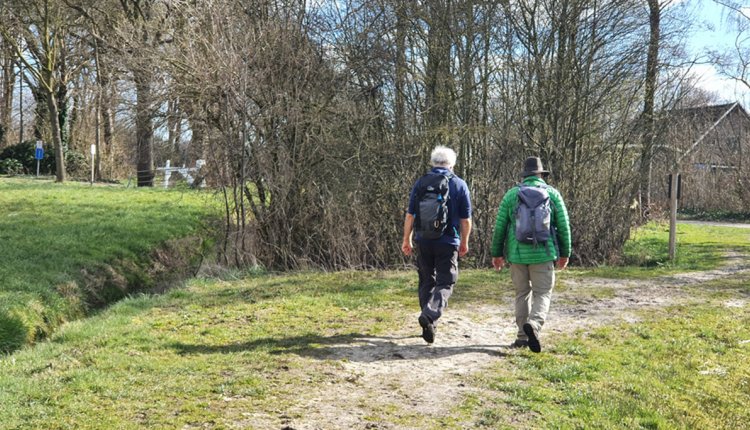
[416,243,458,325]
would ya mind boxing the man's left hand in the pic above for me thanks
[556,257,569,270]
[459,242,469,257]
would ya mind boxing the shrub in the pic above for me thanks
[0,158,24,175]
[0,140,55,174]
[64,150,89,177]
[0,140,87,177]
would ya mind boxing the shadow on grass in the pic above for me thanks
[170,333,508,362]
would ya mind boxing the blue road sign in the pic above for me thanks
[35,147,44,160]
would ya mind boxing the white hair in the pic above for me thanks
[430,146,457,168]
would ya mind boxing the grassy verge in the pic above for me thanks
[0,178,216,353]
[467,279,750,429]
[576,221,750,279]
[0,271,420,428]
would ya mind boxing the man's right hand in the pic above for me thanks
[492,257,506,271]
[402,241,413,256]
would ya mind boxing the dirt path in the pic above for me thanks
[251,252,750,430]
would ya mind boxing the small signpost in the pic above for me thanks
[668,173,681,261]
[34,141,44,177]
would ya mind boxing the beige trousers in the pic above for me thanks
[510,261,555,340]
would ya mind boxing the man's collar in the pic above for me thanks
[522,175,547,185]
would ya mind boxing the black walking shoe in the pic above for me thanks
[510,339,529,349]
[523,323,541,353]
[418,315,435,344]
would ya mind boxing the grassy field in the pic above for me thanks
[0,178,217,353]
[574,220,750,279]
[0,217,748,428]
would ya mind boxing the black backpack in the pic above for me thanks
[415,173,453,240]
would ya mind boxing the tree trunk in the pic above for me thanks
[95,92,101,180]
[98,70,115,179]
[0,46,14,148]
[394,1,407,139]
[458,0,476,181]
[425,0,453,148]
[32,85,48,141]
[135,71,154,186]
[639,0,660,217]
[46,86,66,182]
[183,101,206,165]
[56,50,69,151]
[167,97,182,164]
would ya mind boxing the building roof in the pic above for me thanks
[664,102,748,127]
[660,102,749,165]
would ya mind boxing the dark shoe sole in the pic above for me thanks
[510,339,529,349]
[418,315,435,344]
[523,323,541,353]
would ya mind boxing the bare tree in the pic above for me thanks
[0,39,17,148]
[637,0,662,217]
[0,0,82,181]
[710,1,750,91]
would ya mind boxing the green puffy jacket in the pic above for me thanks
[491,176,572,264]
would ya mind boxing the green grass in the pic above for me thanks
[0,178,217,352]
[1,264,748,429]
[577,221,750,279]
[0,271,420,429]
[470,300,750,429]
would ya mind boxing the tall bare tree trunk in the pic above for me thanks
[167,97,181,163]
[425,0,453,149]
[394,1,407,140]
[458,0,476,180]
[639,0,660,217]
[135,70,154,186]
[45,83,66,182]
[0,43,14,148]
[97,67,115,178]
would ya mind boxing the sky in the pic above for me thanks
[686,0,750,105]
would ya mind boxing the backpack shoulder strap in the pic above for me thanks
[443,173,454,191]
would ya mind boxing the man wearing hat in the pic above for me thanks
[490,156,572,352]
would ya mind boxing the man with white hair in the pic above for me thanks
[402,146,472,344]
